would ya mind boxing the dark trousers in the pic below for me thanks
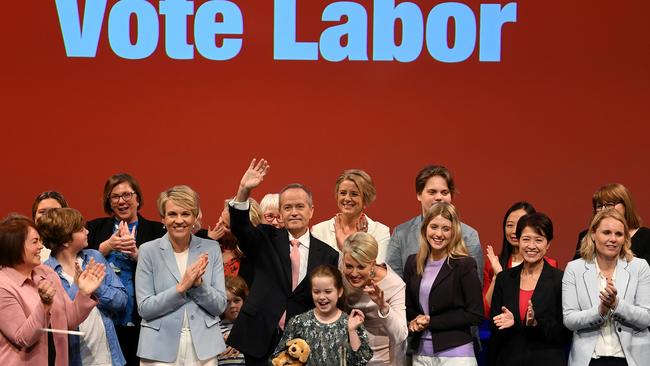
[244,328,283,366]
[589,357,628,366]
[116,325,140,366]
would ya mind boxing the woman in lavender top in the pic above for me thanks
[403,202,483,366]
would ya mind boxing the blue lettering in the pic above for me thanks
[195,0,243,60]
[160,0,194,60]
[55,0,107,57]
[479,3,517,62]
[108,0,159,59]
[373,0,423,62]
[320,2,368,61]
[426,2,476,63]
[274,0,318,60]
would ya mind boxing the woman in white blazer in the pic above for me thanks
[136,185,227,365]
[311,169,390,263]
[563,209,650,366]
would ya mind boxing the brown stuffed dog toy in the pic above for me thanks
[271,338,310,366]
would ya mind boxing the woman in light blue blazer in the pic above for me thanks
[136,185,227,365]
[563,209,650,366]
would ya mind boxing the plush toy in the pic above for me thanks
[271,338,311,366]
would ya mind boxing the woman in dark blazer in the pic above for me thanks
[572,183,650,264]
[404,202,483,365]
[86,173,166,365]
[489,213,570,366]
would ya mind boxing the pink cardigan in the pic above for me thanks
[0,265,97,365]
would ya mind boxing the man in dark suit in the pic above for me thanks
[226,159,340,366]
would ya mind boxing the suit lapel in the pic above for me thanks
[160,235,181,283]
[273,230,292,292]
[528,262,553,324]
[298,235,323,291]
[582,261,600,308]
[135,214,147,245]
[305,235,322,279]
[430,259,453,292]
[508,265,524,325]
[187,235,202,266]
[615,259,630,299]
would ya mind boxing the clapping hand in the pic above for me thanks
[119,223,138,259]
[107,221,138,259]
[77,258,106,297]
[408,314,430,332]
[486,245,503,275]
[493,306,515,329]
[599,277,618,316]
[525,300,537,326]
[38,280,56,307]
[177,253,209,293]
[348,309,365,331]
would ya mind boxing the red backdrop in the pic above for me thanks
[2,1,648,268]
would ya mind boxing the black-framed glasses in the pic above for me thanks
[595,201,620,211]
[110,191,136,203]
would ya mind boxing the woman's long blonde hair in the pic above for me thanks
[416,202,468,275]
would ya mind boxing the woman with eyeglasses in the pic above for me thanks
[260,193,284,228]
[312,169,391,263]
[572,184,649,265]
[86,173,166,365]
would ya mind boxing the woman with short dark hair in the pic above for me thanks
[483,202,558,317]
[0,214,104,365]
[488,213,570,366]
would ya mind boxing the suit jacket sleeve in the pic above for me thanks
[381,275,408,345]
[229,205,267,259]
[611,259,650,330]
[186,244,227,317]
[562,261,604,331]
[464,228,484,284]
[386,230,405,279]
[404,256,419,322]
